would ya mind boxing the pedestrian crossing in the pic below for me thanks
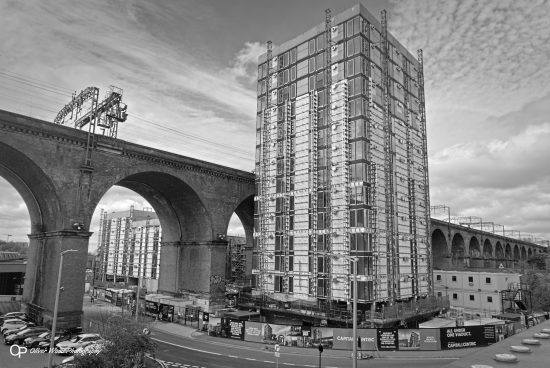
[157,360,207,368]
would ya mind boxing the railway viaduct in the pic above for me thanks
[431,218,546,271]
[0,109,255,327]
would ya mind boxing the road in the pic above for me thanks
[83,300,458,368]
[151,329,458,368]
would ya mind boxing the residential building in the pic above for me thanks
[433,270,521,319]
[253,3,435,324]
[96,207,161,292]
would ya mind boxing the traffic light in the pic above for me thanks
[357,336,361,349]
[318,344,323,353]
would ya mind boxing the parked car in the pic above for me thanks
[0,312,27,325]
[2,320,35,336]
[55,333,102,355]
[5,326,49,345]
[37,334,73,349]
[24,331,55,348]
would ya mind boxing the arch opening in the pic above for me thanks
[451,233,466,268]
[431,228,448,269]
[469,237,481,258]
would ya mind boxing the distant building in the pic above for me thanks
[96,207,161,292]
[0,252,26,301]
[227,236,247,285]
[433,270,521,319]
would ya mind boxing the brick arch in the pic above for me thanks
[513,244,520,261]
[521,246,527,260]
[495,241,504,259]
[469,236,481,258]
[505,243,512,259]
[528,248,533,258]
[483,239,493,258]
[432,228,448,269]
[451,233,466,267]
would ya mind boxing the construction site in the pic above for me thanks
[253,4,446,327]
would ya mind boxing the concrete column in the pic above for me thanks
[22,230,91,329]
[158,240,229,310]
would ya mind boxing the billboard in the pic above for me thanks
[221,318,245,340]
[332,328,377,350]
[440,326,496,350]
[377,328,398,350]
[398,329,441,351]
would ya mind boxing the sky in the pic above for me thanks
[0,0,549,250]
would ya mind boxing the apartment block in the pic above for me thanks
[433,270,521,318]
[253,3,431,313]
[96,207,161,292]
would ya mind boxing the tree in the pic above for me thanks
[73,315,155,368]
[523,270,550,312]
[527,253,547,271]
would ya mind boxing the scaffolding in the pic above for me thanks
[253,6,432,313]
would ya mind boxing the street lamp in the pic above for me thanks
[319,252,359,368]
[48,249,78,368]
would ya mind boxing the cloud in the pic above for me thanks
[227,41,264,87]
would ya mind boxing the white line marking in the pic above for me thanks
[282,363,296,366]
[229,355,238,358]
[152,337,222,355]
[245,357,256,361]
[264,361,275,363]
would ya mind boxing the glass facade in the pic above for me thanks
[254,6,430,307]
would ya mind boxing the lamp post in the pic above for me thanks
[48,249,78,368]
[318,252,358,368]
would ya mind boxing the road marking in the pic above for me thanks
[152,337,222,356]
[282,363,296,366]
[229,355,238,358]
[245,357,256,360]
[264,361,275,363]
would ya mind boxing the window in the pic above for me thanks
[485,277,491,284]
[452,293,458,300]
[437,292,442,297]
[308,57,316,73]
[451,276,457,282]
[274,275,283,292]
[468,276,474,283]
[469,295,475,301]
[288,277,294,293]
[487,296,493,303]
[308,39,316,55]
[350,118,366,139]
[297,42,308,60]
[436,275,441,281]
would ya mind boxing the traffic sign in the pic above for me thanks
[274,344,280,352]
[274,352,280,358]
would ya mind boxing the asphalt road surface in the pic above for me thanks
[151,331,458,368]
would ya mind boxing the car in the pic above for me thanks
[24,331,54,348]
[0,312,27,324]
[2,320,36,336]
[5,326,49,345]
[37,334,72,349]
[55,333,102,355]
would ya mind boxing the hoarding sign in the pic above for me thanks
[222,318,245,340]
[398,329,441,351]
[377,328,398,350]
[440,326,496,350]
[333,328,377,350]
